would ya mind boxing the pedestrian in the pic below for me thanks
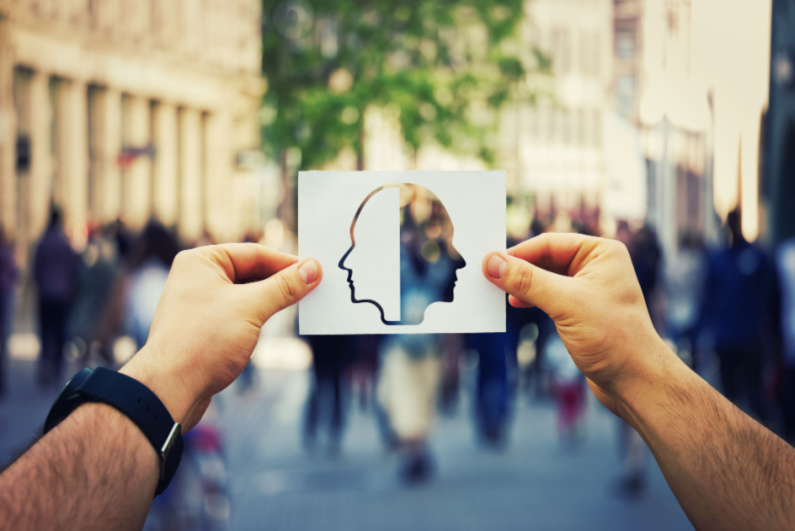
[33,208,79,387]
[511,219,554,400]
[612,220,662,496]
[303,334,353,454]
[350,334,380,412]
[0,225,18,398]
[112,218,133,265]
[545,331,587,444]
[123,221,180,350]
[698,208,777,421]
[665,231,707,369]
[468,331,511,446]
[2,236,795,530]
[67,226,121,367]
[377,332,442,483]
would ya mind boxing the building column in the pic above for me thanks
[121,95,152,230]
[233,104,264,239]
[151,102,178,227]
[0,21,16,238]
[55,78,89,238]
[178,108,203,241]
[202,111,233,241]
[89,87,122,225]
[28,71,52,240]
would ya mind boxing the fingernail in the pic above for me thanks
[298,260,319,284]
[486,254,507,279]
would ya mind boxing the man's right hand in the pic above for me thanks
[482,233,671,417]
[484,232,795,531]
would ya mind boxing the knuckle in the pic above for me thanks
[603,239,632,264]
[509,264,535,296]
[275,274,298,301]
[609,239,629,256]
[172,249,194,268]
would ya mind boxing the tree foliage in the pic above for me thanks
[261,0,547,170]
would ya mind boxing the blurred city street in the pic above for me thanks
[1,0,794,528]
[1,344,691,531]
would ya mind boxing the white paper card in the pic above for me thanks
[298,170,506,335]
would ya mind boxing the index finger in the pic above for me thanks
[197,243,299,284]
[507,233,602,277]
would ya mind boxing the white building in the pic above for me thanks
[501,0,615,231]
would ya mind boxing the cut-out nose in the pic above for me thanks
[338,246,353,271]
[452,246,466,269]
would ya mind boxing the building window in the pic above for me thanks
[579,32,589,75]
[538,106,549,144]
[551,28,570,74]
[546,106,556,143]
[552,107,562,143]
[616,74,635,119]
[561,108,571,144]
[577,108,587,146]
[616,30,635,61]
[646,158,656,220]
[577,32,601,78]
[528,108,539,141]
[591,110,602,148]
[592,35,600,77]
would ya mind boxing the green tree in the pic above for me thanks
[260,0,549,222]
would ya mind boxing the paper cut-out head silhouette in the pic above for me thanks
[339,183,466,325]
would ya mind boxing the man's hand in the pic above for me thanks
[121,243,322,430]
[482,233,666,417]
[0,243,322,530]
[484,233,795,530]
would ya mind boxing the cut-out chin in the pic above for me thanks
[347,292,455,326]
[344,266,463,323]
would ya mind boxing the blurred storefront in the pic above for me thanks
[0,0,267,265]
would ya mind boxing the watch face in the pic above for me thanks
[59,368,94,400]
[44,368,94,433]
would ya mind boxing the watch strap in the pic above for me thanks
[44,367,183,495]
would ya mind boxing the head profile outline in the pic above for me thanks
[338,183,466,325]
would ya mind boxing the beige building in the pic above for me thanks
[501,0,614,225]
[615,0,772,256]
[0,0,266,261]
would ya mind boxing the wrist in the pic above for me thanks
[119,347,199,427]
[613,335,683,429]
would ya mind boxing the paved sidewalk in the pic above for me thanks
[217,371,693,531]
[0,358,65,467]
[0,358,693,530]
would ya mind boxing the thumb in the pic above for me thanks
[251,259,322,322]
[482,252,571,317]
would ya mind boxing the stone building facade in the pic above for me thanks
[0,0,265,260]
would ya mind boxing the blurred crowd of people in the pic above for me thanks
[0,210,183,389]
[296,203,795,498]
[0,210,296,393]
[1,204,794,502]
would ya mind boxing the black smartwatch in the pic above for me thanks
[44,367,184,496]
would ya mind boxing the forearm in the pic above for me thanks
[0,403,159,530]
[621,340,795,530]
